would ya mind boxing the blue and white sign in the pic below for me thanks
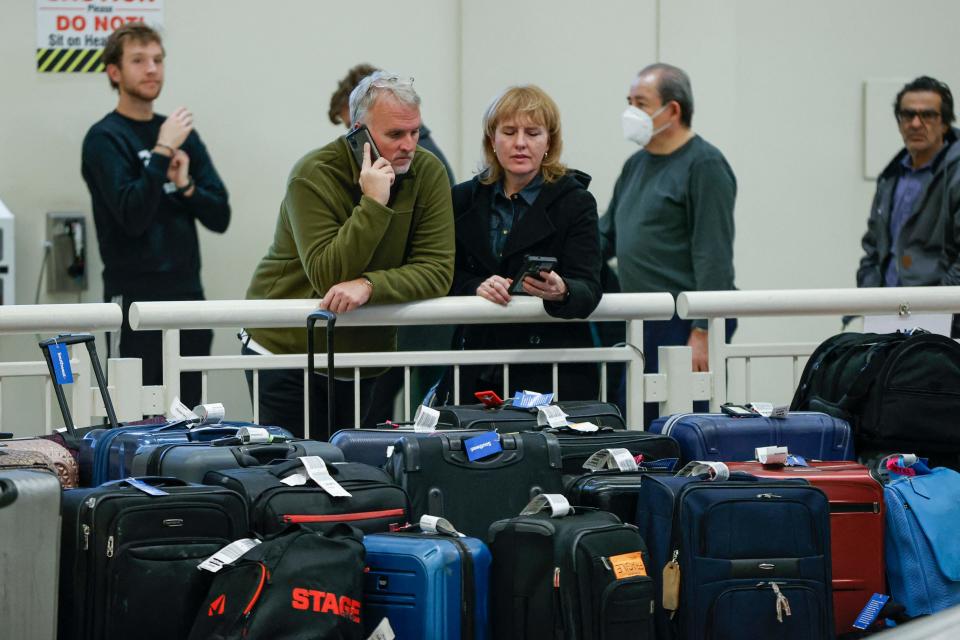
[465,432,502,462]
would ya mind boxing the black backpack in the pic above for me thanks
[189,524,366,640]
[791,330,960,454]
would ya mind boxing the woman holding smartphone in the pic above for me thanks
[444,84,603,401]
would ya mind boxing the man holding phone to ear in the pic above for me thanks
[243,72,454,437]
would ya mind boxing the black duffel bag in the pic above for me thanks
[791,330,960,454]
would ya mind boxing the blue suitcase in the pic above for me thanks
[649,411,854,465]
[330,428,487,467]
[363,530,491,640]
[636,471,834,640]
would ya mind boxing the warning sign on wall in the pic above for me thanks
[36,0,165,74]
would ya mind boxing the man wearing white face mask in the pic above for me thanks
[598,63,736,424]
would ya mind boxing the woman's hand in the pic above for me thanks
[477,275,513,306]
[522,270,568,302]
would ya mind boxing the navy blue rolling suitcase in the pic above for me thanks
[649,411,854,465]
[636,470,834,640]
[330,428,486,467]
[363,528,491,639]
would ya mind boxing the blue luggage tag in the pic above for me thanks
[124,477,170,496]
[512,390,554,409]
[48,342,73,384]
[852,593,889,630]
[464,432,502,461]
[785,454,808,467]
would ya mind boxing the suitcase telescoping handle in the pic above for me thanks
[306,310,336,441]
[38,333,120,435]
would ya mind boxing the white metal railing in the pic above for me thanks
[677,286,960,410]
[0,303,122,430]
[130,293,676,430]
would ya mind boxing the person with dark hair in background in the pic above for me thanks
[329,63,457,424]
[443,84,603,402]
[857,75,960,335]
[598,63,737,424]
[82,22,230,408]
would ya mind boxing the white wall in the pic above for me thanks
[1,0,958,430]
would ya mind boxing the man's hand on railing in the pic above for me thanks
[320,278,373,314]
[688,328,708,372]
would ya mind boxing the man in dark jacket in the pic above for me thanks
[857,76,960,335]
[82,23,230,407]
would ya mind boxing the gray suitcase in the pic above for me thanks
[0,469,61,640]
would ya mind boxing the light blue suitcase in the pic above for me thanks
[362,530,491,640]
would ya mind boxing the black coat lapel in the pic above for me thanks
[454,184,500,274]
[501,186,557,260]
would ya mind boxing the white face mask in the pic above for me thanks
[621,105,670,147]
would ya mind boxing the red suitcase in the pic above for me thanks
[726,461,884,636]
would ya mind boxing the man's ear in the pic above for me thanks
[106,64,121,86]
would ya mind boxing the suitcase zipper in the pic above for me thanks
[281,508,406,524]
[82,524,90,550]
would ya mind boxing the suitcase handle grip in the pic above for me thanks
[106,476,191,489]
[0,478,17,508]
[236,444,295,466]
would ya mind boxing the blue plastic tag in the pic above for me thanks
[785,455,808,467]
[48,343,73,384]
[852,593,889,630]
[124,477,170,496]
[641,457,679,471]
[464,432,502,462]
[512,390,554,409]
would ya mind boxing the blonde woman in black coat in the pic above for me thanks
[446,84,603,402]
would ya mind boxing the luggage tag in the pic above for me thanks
[124,477,170,496]
[366,617,396,640]
[413,404,440,433]
[676,461,730,481]
[167,397,200,422]
[785,454,807,467]
[512,390,554,409]
[237,426,273,444]
[852,593,890,630]
[520,493,572,518]
[884,454,932,477]
[464,432,502,461]
[746,402,790,419]
[281,457,352,497]
[755,446,789,465]
[662,550,681,613]
[567,421,599,432]
[582,448,639,472]
[197,537,262,573]
[607,551,647,579]
[537,404,568,428]
[193,403,225,425]
[419,515,465,537]
[47,341,73,384]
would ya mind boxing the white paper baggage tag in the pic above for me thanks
[537,405,568,428]
[747,402,789,419]
[193,403,225,425]
[676,461,730,481]
[385,445,395,459]
[298,457,352,497]
[419,515,465,537]
[366,617,396,640]
[567,421,600,432]
[413,405,440,433]
[582,448,639,472]
[520,493,572,518]
[167,397,199,422]
[198,538,261,573]
[755,446,789,465]
[237,426,271,444]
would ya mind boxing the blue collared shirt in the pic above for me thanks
[885,154,936,286]
[490,175,543,258]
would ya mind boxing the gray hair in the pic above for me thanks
[637,63,694,127]
[348,71,421,125]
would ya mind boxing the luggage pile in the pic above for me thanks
[3,322,960,639]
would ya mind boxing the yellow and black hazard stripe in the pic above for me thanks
[36,48,105,74]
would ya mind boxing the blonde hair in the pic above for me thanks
[480,85,566,185]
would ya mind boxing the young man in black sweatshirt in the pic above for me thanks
[82,22,230,408]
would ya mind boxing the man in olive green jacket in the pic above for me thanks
[244,72,454,438]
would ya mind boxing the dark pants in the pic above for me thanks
[241,346,376,440]
[106,292,213,409]
[617,314,738,427]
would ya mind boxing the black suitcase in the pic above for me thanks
[385,431,564,538]
[58,476,249,640]
[544,426,680,474]
[564,469,669,524]
[436,400,625,432]
[204,458,410,536]
[488,501,655,640]
[329,427,487,467]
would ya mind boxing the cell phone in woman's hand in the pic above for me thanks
[510,255,558,294]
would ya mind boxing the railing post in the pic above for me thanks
[162,329,181,411]
[659,345,694,416]
[109,358,143,422]
[708,316,727,411]
[71,341,93,429]
[625,319,645,428]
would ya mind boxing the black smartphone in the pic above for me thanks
[510,255,558,294]
[345,125,381,167]
[720,403,758,418]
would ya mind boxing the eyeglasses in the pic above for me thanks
[371,75,415,89]
[897,108,941,125]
